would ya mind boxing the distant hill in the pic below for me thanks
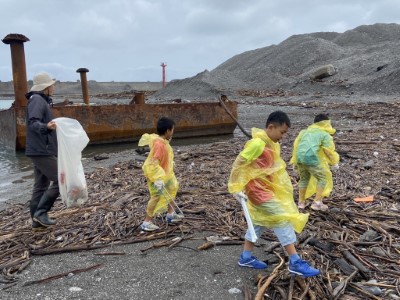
[0,81,162,97]
[152,23,400,101]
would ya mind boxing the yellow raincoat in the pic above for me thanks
[139,133,178,216]
[228,128,308,233]
[291,120,340,200]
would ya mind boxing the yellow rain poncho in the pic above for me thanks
[138,133,178,216]
[291,120,340,200]
[228,128,308,233]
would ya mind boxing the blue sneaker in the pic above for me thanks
[289,259,320,277]
[238,254,267,269]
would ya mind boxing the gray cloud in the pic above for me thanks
[1,0,399,82]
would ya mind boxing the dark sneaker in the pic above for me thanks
[289,259,320,277]
[32,220,47,231]
[238,254,267,269]
[33,213,56,227]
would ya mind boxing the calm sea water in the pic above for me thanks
[0,100,13,110]
[0,99,234,202]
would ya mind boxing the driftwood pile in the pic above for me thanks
[93,90,156,100]
[237,89,296,98]
[0,100,399,299]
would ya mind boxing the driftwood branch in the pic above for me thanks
[217,96,251,138]
[332,270,358,299]
[23,264,103,286]
[255,251,285,300]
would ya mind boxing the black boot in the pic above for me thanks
[33,193,57,226]
[33,213,56,226]
[30,196,41,218]
[32,220,47,231]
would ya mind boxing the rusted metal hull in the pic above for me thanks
[0,101,238,150]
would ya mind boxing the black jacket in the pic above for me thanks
[25,92,57,156]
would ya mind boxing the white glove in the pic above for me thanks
[233,191,247,203]
[331,164,339,171]
[154,179,165,191]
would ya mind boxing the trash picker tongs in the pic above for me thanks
[155,184,184,216]
[238,195,257,243]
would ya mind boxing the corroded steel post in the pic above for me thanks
[2,34,30,108]
[76,68,90,105]
[134,92,145,104]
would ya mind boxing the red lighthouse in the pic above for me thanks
[161,62,167,88]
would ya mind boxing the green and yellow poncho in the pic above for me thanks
[291,120,340,200]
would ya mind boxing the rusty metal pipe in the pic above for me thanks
[134,92,145,104]
[2,34,30,108]
[76,68,90,105]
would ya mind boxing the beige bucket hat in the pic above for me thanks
[30,72,56,92]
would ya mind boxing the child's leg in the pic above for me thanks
[164,177,184,222]
[141,192,162,231]
[298,188,307,209]
[238,225,267,269]
[315,186,324,202]
[273,225,320,277]
[144,194,160,222]
[298,188,306,202]
[297,164,310,208]
[309,166,328,211]
[243,239,255,252]
[309,165,327,201]
[164,177,179,214]
[272,225,297,255]
[242,225,263,253]
[273,225,302,263]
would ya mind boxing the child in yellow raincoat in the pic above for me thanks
[139,117,183,231]
[228,111,320,276]
[291,114,340,211]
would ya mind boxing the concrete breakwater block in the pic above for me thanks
[309,64,337,80]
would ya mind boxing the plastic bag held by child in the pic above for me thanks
[54,117,90,207]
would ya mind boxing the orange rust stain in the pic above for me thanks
[13,102,237,149]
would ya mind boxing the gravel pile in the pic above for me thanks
[151,23,400,101]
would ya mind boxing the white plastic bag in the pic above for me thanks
[54,117,90,207]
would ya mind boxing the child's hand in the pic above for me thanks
[154,179,165,191]
[233,191,247,203]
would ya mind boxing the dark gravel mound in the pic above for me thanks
[151,23,400,101]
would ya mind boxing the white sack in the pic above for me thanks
[54,117,89,207]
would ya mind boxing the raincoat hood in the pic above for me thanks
[308,120,336,135]
[138,133,169,147]
[251,127,277,146]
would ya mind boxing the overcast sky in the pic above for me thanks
[0,0,399,83]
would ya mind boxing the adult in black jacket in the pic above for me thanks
[26,72,58,229]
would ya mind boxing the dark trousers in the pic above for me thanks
[29,156,59,218]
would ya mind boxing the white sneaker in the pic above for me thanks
[298,201,307,209]
[140,221,160,232]
[311,201,328,211]
[166,212,184,224]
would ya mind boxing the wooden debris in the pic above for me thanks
[0,101,399,298]
[23,264,103,286]
[255,252,285,300]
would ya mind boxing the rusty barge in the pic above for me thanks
[0,34,237,150]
